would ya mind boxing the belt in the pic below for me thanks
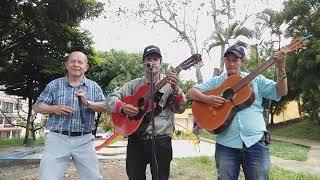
[129,134,170,141]
[259,133,271,145]
[52,131,91,137]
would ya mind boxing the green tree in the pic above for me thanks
[179,80,196,108]
[281,0,320,124]
[206,0,253,69]
[89,50,145,93]
[0,0,104,144]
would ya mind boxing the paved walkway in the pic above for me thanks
[1,136,320,177]
[271,135,320,176]
[93,139,214,159]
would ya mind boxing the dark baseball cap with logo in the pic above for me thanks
[143,45,162,60]
[224,44,245,58]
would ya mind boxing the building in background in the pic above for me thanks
[0,90,43,139]
[174,108,193,133]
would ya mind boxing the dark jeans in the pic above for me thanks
[126,136,172,180]
[215,142,270,180]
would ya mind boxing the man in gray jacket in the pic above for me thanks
[106,45,187,180]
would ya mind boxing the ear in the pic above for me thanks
[240,58,245,67]
[84,63,89,72]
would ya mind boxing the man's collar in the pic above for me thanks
[64,75,87,87]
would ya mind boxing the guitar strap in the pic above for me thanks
[129,92,174,138]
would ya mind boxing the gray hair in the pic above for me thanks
[67,51,88,63]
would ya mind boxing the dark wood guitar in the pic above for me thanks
[112,54,202,136]
[192,35,312,134]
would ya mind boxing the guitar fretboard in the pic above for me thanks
[232,57,276,92]
[143,66,182,100]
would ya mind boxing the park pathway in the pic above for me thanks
[271,135,320,176]
[1,136,320,177]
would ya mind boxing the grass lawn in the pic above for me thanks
[0,137,45,148]
[269,141,309,161]
[200,129,310,161]
[170,156,320,180]
[271,121,320,141]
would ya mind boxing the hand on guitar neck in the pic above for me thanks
[166,70,180,94]
[273,50,287,75]
[273,50,288,96]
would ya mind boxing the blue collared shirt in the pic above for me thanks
[35,76,106,132]
[195,72,281,148]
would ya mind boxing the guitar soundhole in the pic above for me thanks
[130,109,146,121]
[137,98,145,107]
[223,88,235,101]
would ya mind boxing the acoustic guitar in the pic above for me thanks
[112,54,202,136]
[192,35,312,134]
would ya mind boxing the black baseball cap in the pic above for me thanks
[143,45,162,60]
[224,45,245,58]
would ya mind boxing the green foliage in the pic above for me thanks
[98,112,114,132]
[282,0,320,38]
[257,8,284,36]
[88,50,145,93]
[170,157,216,179]
[0,137,44,148]
[179,79,196,108]
[88,49,173,95]
[0,0,104,99]
[0,138,23,147]
[0,0,103,143]
[281,0,320,120]
[270,166,319,180]
[244,43,275,79]
[269,141,309,161]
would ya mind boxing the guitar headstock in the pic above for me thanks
[179,54,202,70]
[283,35,313,53]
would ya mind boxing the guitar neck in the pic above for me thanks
[154,66,182,93]
[232,57,276,92]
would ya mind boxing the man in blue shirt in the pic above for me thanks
[33,51,107,180]
[188,45,287,180]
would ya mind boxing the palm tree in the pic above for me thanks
[206,0,253,70]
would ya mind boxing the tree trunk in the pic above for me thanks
[23,97,33,144]
[270,112,275,125]
[32,131,36,140]
[31,123,36,140]
[23,120,30,144]
[185,35,203,84]
[220,45,226,69]
[195,66,203,84]
[297,99,302,116]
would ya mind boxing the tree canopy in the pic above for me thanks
[0,0,104,143]
[281,0,320,121]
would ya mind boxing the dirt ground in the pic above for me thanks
[0,160,150,180]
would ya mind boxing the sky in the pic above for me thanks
[80,0,285,82]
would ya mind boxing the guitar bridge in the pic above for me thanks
[208,106,217,116]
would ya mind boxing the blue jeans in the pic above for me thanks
[215,142,270,180]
